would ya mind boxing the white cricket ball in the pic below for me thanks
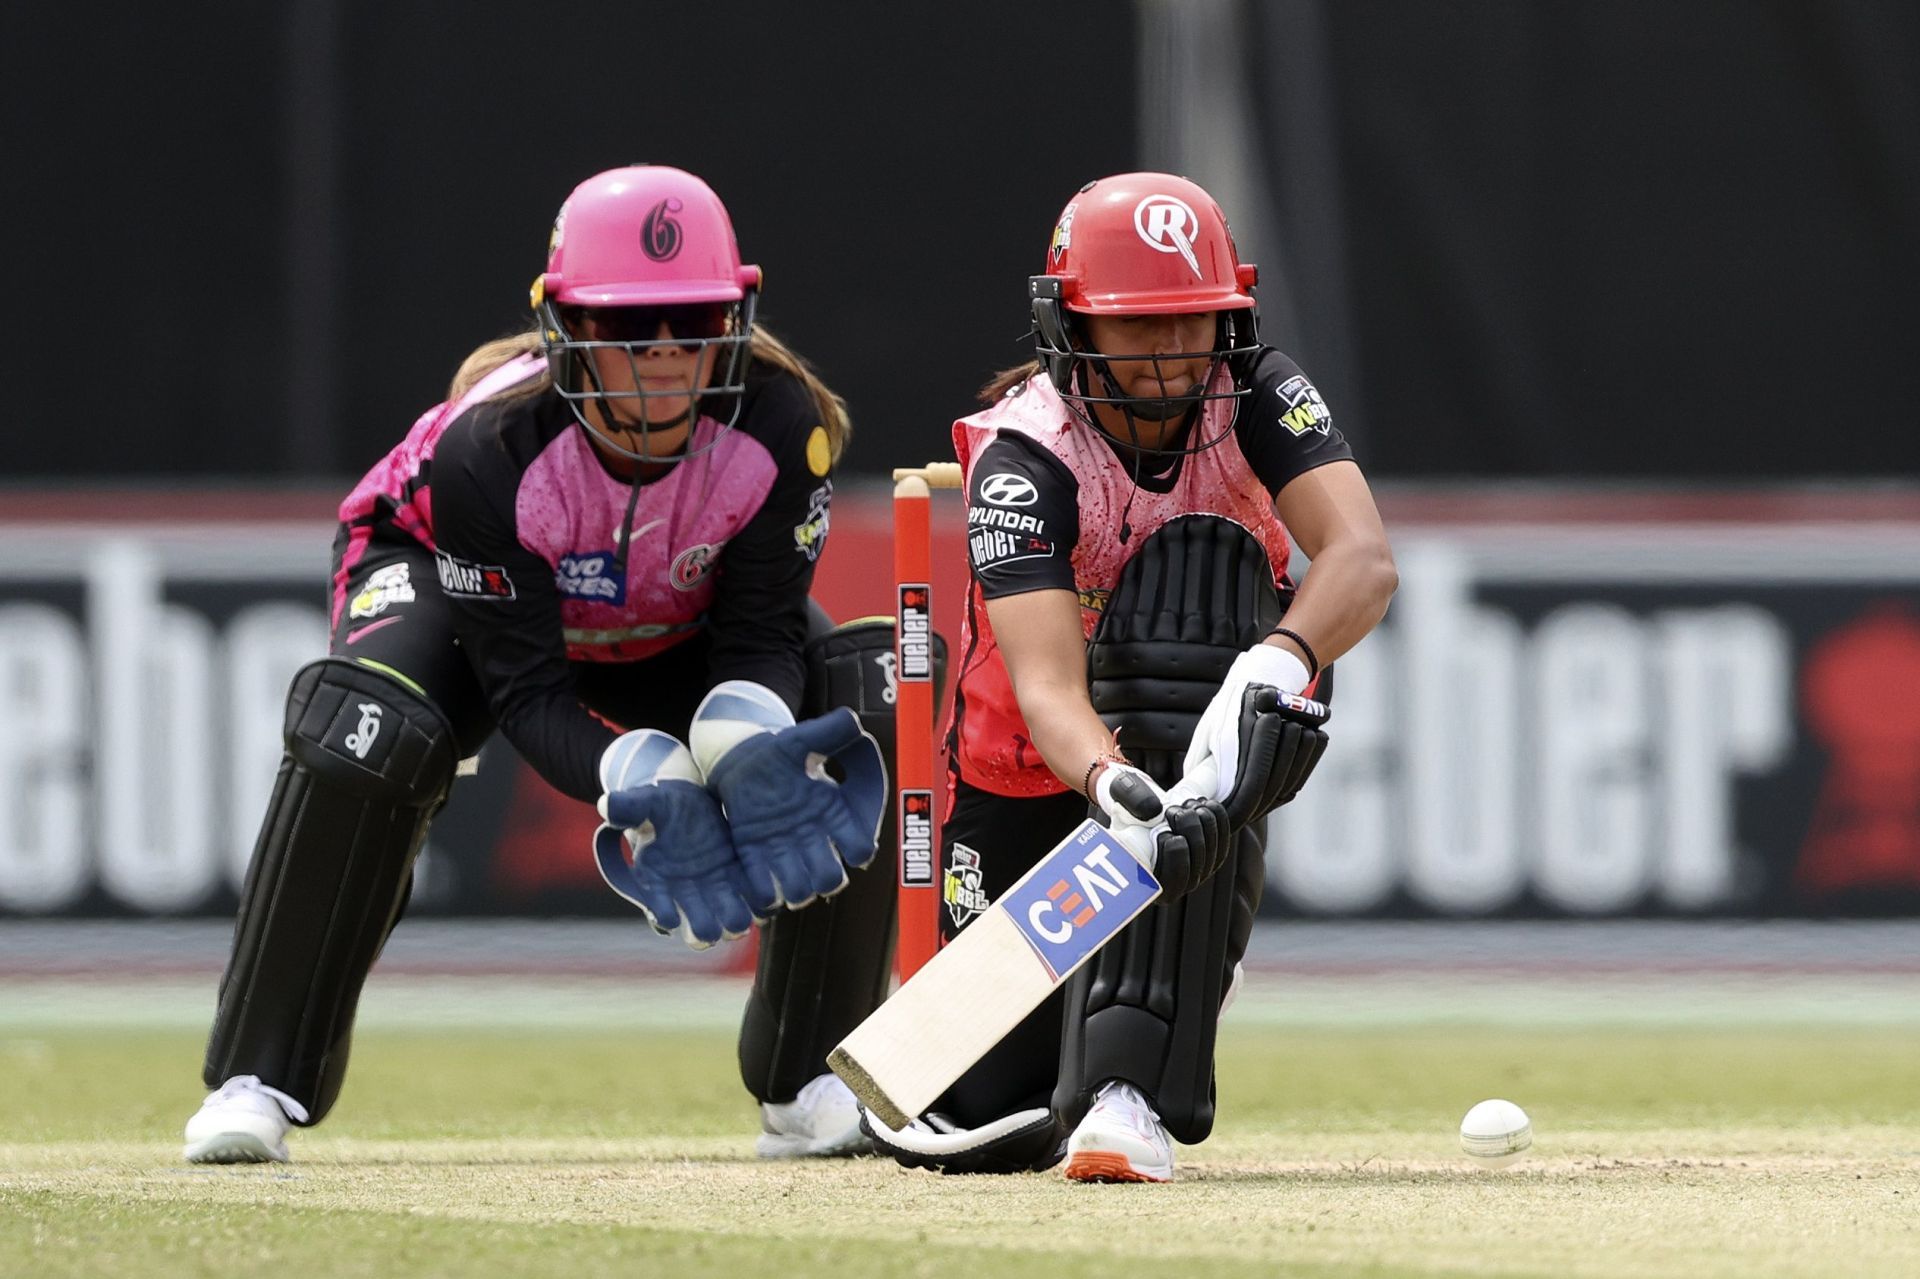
[1459,1099,1532,1169]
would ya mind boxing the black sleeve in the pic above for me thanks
[965,433,1080,599]
[1234,350,1357,496]
[702,373,829,713]
[430,415,613,802]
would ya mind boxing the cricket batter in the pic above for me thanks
[184,165,905,1164]
[867,173,1397,1180]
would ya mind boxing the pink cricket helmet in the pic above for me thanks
[537,165,763,306]
[531,165,763,465]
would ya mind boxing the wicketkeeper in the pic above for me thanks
[186,166,907,1164]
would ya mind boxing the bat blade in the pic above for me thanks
[829,816,1162,1130]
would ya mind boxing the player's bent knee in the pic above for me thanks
[285,657,458,807]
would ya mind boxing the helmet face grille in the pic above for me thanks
[1029,285,1261,459]
[538,292,759,465]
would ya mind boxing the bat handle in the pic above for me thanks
[1109,758,1221,870]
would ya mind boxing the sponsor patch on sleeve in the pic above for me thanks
[1275,374,1332,437]
[966,503,1054,570]
[434,549,517,600]
[805,425,832,477]
[348,562,416,619]
[793,482,831,561]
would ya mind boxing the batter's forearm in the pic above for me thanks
[1266,541,1398,670]
[1013,679,1123,799]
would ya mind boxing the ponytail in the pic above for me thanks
[447,330,549,402]
[750,326,851,463]
[978,359,1044,405]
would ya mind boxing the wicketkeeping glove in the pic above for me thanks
[593,729,760,949]
[691,680,887,910]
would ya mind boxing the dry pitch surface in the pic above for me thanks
[3,975,1918,1278]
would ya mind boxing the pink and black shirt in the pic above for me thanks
[335,353,832,798]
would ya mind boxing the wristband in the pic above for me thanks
[1081,749,1129,802]
[1266,626,1320,680]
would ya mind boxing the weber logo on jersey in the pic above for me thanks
[968,504,1054,569]
[555,551,625,603]
[1275,374,1331,437]
[969,527,1054,569]
[897,584,932,681]
[435,550,517,600]
[900,789,935,887]
[1004,822,1160,980]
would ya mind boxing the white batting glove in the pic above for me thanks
[1091,761,1169,830]
[1182,642,1312,802]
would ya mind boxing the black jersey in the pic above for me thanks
[335,352,833,799]
[963,350,1353,598]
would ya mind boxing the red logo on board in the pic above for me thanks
[1793,605,1920,894]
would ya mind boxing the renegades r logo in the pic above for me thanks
[641,198,683,262]
[900,790,934,888]
[897,584,931,681]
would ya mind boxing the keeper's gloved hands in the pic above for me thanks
[691,680,887,910]
[1184,641,1314,804]
[1090,761,1232,898]
[593,729,759,949]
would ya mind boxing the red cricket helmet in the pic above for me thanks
[1028,174,1263,444]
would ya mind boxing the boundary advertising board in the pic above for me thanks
[1,498,1915,918]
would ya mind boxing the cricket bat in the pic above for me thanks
[828,762,1216,1130]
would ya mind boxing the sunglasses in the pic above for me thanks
[572,303,734,343]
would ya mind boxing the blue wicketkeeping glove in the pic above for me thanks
[690,680,887,910]
[593,729,760,949]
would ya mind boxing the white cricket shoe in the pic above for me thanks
[1063,1080,1174,1183]
[756,1072,872,1158]
[182,1075,309,1164]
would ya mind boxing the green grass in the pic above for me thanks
[4,1012,1920,1277]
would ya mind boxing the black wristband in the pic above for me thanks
[1267,626,1320,680]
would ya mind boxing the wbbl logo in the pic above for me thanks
[899,789,934,887]
[897,584,931,682]
[1005,823,1161,981]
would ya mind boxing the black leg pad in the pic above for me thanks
[203,658,456,1123]
[1053,817,1266,1144]
[737,617,948,1103]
